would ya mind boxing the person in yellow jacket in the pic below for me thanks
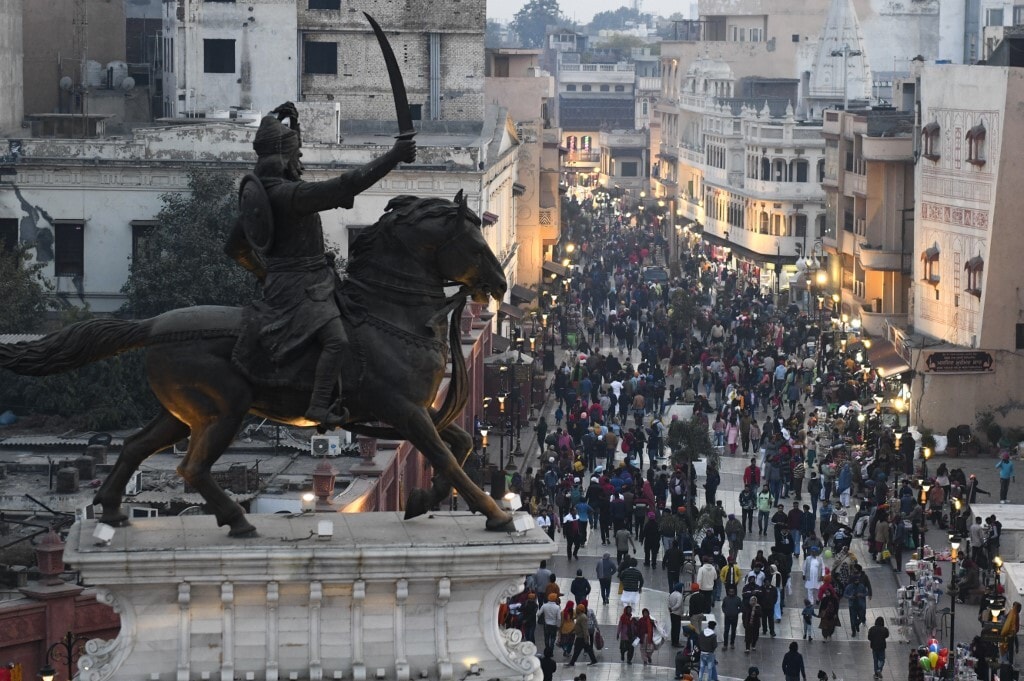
[720,556,744,593]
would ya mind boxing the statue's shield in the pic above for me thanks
[238,173,274,255]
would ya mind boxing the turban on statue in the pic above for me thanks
[253,115,300,157]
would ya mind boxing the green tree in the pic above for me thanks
[589,6,641,31]
[667,287,698,342]
[511,0,563,48]
[0,246,54,333]
[120,169,255,318]
[486,20,507,48]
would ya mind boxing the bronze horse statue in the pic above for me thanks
[0,194,516,536]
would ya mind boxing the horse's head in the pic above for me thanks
[357,193,507,303]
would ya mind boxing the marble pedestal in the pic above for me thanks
[62,512,554,681]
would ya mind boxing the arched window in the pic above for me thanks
[773,159,787,182]
[792,160,809,182]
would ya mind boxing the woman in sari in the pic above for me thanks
[558,600,576,657]
[616,605,637,664]
[637,607,656,665]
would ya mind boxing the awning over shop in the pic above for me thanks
[542,260,570,277]
[498,302,525,319]
[512,182,526,196]
[482,211,499,225]
[510,284,537,303]
[492,335,511,353]
[866,339,910,377]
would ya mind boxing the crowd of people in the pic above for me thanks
[495,195,1018,680]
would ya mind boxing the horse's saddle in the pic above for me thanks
[231,306,322,391]
[229,288,367,392]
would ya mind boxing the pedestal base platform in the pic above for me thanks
[62,512,554,681]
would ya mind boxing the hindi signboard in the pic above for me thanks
[924,351,994,373]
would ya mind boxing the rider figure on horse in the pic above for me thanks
[225,102,416,429]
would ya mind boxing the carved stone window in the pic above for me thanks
[965,255,984,297]
[921,245,939,284]
[922,122,940,161]
[966,123,986,166]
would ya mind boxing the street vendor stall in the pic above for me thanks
[969,504,1024,562]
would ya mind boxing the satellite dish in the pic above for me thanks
[59,76,73,92]
[120,77,135,91]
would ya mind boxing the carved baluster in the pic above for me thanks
[435,578,452,681]
[176,583,191,681]
[266,582,279,681]
[309,582,323,681]
[395,580,410,681]
[352,580,366,681]
[221,582,234,681]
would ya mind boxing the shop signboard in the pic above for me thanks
[924,350,994,373]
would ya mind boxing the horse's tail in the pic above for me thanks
[0,318,152,376]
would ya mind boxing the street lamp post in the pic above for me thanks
[949,535,961,677]
[38,631,89,681]
[830,44,863,111]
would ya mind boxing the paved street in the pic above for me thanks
[513,344,1016,680]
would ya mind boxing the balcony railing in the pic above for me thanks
[858,246,908,272]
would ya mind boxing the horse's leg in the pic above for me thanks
[177,411,254,537]
[92,408,189,526]
[395,405,513,530]
[404,421,469,518]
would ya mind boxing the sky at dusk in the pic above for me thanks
[486,0,688,25]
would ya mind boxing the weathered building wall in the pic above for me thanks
[0,123,492,314]
[0,0,23,135]
[909,64,1024,429]
[163,0,298,118]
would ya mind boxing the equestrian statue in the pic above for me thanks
[0,16,517,537]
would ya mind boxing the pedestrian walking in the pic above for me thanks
[742,596,761,652]
[595,553,617,605]
[996,451,1015,503]
[566,603,598,667]
[868,616,890,679]
[616,605,637,664]
[781,641,807,681]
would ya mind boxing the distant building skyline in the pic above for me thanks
[487,0,690,25]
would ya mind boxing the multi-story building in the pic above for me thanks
[22,0,127,117]
[820,106,914,340]
[656,57,826,294]
[896,58,1024,430]
[484,48,562,288]
[0,0,23,137]
[0,115,518,315]
[161,0,487,125]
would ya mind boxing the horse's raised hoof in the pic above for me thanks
[485,512,516,532]
[405,489,430,519]
[227,519,257,538]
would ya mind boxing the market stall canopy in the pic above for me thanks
[492,335,511,353]
[866,338,910,377]
[498,302,524,319]
[542,260,570,278]
[509,284,537,303]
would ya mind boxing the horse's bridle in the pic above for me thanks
[348,201,481,307]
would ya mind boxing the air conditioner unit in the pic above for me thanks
[130,506,158,519]
[311,435,341,457]
[125,470,142,496]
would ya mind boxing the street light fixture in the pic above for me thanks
[829,44,863,111]
[39,631,89,681]
[949,534,961,672]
